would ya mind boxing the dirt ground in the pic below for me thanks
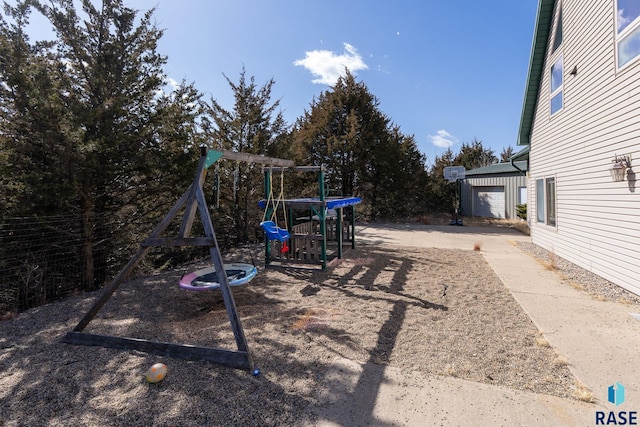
[0,242,581,426]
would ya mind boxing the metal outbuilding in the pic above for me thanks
[460,148,529,220]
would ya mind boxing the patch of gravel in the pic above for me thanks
[0,243,587,426]
[516,241,640,305]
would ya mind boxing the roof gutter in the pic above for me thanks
[510,158,528,176]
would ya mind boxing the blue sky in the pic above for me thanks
[21,1,539,163]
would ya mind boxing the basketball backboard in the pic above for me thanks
[443,166,466,182]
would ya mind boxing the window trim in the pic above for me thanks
[616,0,640,69]
[535,177,557,227]
[536,179,545,224]
[550,54,563,116]
[552,6,563,53]
[545,177,556,227]
[549,3,563,116]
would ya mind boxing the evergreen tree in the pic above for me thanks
[428,148,456,213]
[0,1,72,217]
[202,67,288,243]
[142,81,206,221]
[291,71,429,220]
[378,126,430,218]
[500,146,515,162]
[0,0,188,295]
[292,70,388,196]
[454,138,497,170]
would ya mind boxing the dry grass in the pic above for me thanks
[509,221,530,235]
[569,281,586,291]
[419,214,431,225]
[482,218,530,235]
[413,214,530,236]
[535,335,550,348]
[552,356,569,368]
[542,251,559,271]
[518,241,640,305]
[574,382,597,403]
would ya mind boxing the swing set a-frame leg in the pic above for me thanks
[62,151,254,372]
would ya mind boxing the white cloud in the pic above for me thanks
[166,77,180,91]
[294,42,368,85]
[618,9,631,31]
[154,77,181,97]
[428,130,459,148]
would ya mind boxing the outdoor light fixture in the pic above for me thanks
[609,154,631,182]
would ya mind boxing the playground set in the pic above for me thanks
[259,165,360,270]
[62,148,360,372]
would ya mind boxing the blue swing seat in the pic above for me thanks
[260,220,290,242]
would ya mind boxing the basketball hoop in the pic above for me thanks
[443,166,466,182]
[443,165,466,227]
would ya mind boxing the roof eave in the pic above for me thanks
[517,0,555,146]
[508,145,530,161]
[465,161,529,176]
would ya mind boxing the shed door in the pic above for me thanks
[473,186,505,218]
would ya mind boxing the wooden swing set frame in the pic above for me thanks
[62,147,293,372]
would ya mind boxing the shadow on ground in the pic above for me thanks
[0,243,579,426]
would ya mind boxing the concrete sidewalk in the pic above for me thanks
[306,223,640,426]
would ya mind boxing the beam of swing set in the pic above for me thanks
[205,148,295,168]
[264,165,325,172]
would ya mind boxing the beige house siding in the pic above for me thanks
[528,0,640,295]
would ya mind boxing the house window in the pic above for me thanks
[616,0,640,68]
[536,179,545,223]
[546,177,556,227]
[536,178,556,226]
[550,55,563,115]
[552,7,563,53]
[550,4,563,115]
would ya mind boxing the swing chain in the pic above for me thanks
[261,167,287,229]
